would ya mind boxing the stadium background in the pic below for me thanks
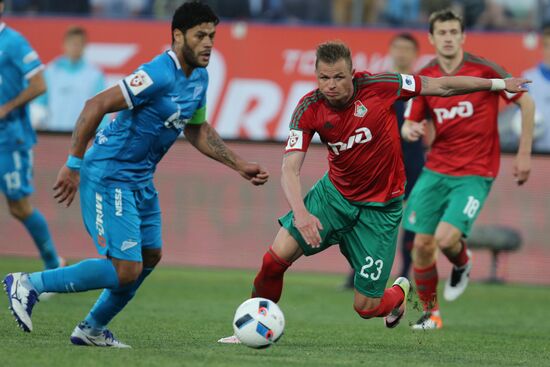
[1,3,549,285]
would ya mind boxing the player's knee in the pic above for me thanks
[353,297,381,319]
[116,262,143,286]
[142,249,162,268]
[434,233,458,251]
[414,238,436,260]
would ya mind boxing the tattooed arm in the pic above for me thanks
[53,85,128,207]
[419,75,530,97]
[184,122,269,185]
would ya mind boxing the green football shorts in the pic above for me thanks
[279,173,403,298]
[403,168,494,237]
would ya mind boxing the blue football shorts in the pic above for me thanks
[0,149,34,200]
[80,173,162,262]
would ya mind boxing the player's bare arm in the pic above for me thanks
[0,71,46,119]
[53,85,128,207]
[281,151,323,247]
[513,93,535,185]
[184,122,269,186]
[419,75,531,97]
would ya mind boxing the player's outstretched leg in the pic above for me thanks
[219,230,299,344]
[3,273,39,332]
[443,239,473,301]
[3,258,120,333]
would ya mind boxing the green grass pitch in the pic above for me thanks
[0,257,548,367]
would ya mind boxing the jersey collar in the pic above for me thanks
[167,50,182,70]
[0,23,6,34]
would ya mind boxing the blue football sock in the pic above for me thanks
[85,267,154,330]
[28,259,119,294]
[22,210,60,269]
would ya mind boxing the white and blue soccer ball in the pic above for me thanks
[232,297,285,348]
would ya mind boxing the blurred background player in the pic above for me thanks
[33,26,108,132]
[3,1,269,347]
[522,25,550,153]
[342,32,425,289]
[219,40,530,344]
[0,0,63,271]
[401,9,535,330]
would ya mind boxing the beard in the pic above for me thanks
[181,42,205,68]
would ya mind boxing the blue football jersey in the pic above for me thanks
[0,23,44,152]
[83,50,208,189]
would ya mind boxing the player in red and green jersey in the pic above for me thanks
[401,9,535,330]
[217,40,529,343]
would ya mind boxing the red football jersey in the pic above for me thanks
[405,53,520,177]
[285,72,422,204]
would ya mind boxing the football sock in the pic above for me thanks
[413,263,439,312]
[251,247,291,303]
[443,239,469,268]
[22,209,60,269]
[399,230,415,277]
[27,259,119,294]
[85,267,154,330]
[354,285,405,318]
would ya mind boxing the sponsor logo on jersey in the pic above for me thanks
[95,192,106,247]
[121,240,139,252]
[327,127,372,155]
[124,70,153,96]
[354,100,368,117]
[97,129,108,145]
[164,109,189,130]
[401,74,416,92]
[433,101,474,123]
[285,129,303,150]
[115,188,123,217]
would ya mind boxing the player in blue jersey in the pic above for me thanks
[3,1,269,348]
[0,0,63,272]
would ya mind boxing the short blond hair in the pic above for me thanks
[315,41,352,70]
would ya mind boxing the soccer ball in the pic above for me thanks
[232,297,285,348]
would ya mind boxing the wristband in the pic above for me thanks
[490,79,506,91]
[66,155,83,171]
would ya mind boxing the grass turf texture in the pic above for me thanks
[0,257,548,367]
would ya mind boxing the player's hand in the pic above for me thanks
[237,162,269,186]
[504,78,531,93]
[53,165,80,207]
[293,211,323,248]
[402,120,426,142]
[0,104,10,120]
[513,152,531,186]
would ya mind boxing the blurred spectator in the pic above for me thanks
[522,26,550,152]
[381,0,421,26]
[476,0,536,31]
[33,26,108,132]
[9,0,89,14]
[91,0,151,18]
[332,0,384,25]
[452,0,486,29]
